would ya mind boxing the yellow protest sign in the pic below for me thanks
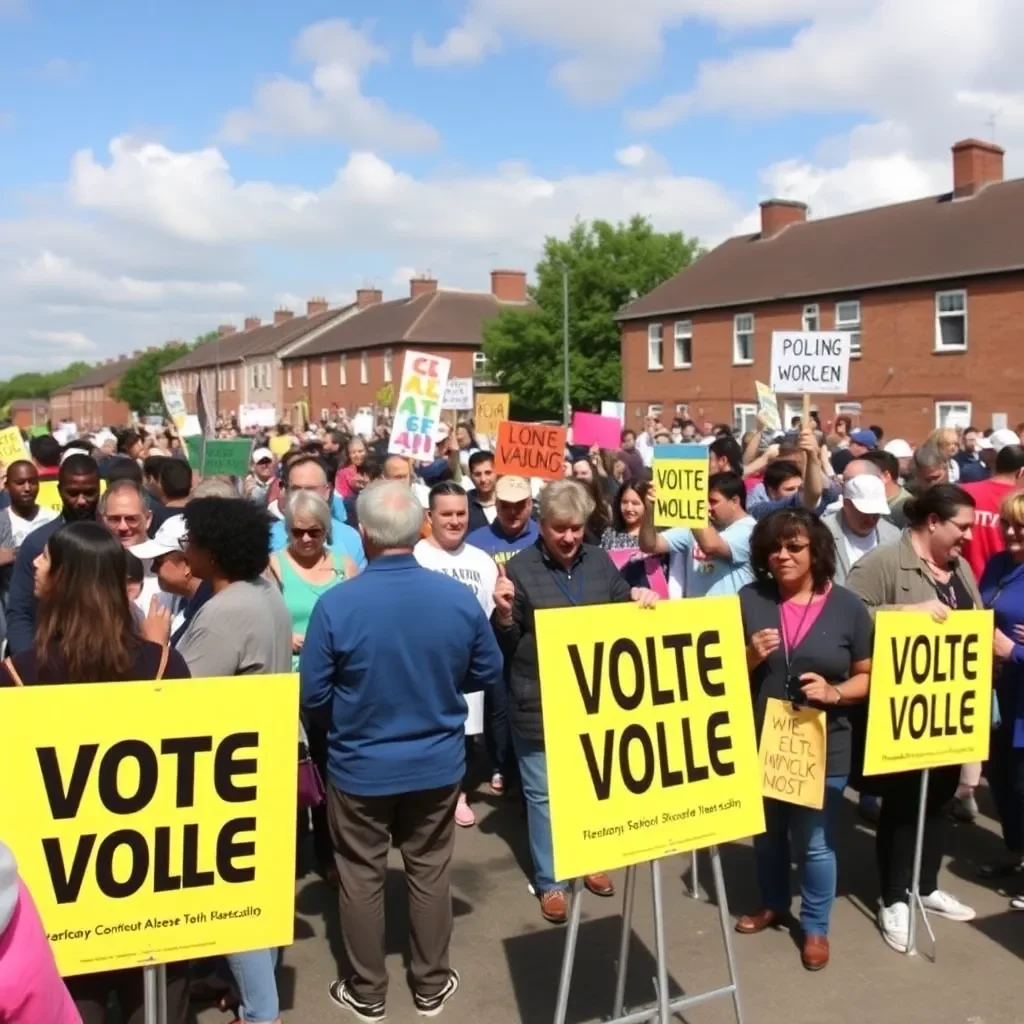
[863,609,993,776]
[0,425,28,465]
[759,698,826,809]
[474,392,508,437]
[653,444,708,528]
[37,479,106,515]
[536,597,764,880]
[0,675,299,976]
[269,435,292,458]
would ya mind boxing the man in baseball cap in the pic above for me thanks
[821,468,900,584]
[466,475,539,564]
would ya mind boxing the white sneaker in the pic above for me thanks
[921,889,976,922]
[878,902,909,952]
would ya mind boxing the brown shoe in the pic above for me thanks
[801,934,829,971]
[540,889,568,924]
[584,872,615,897]
[735,908,789,934]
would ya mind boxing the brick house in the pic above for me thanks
[619,138,1024,441]
[281,270,529,422]
[9,399,49,430]
[62,354,139,430]
[49,386,72,424]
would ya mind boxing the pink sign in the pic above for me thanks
[606,549,669,598]
[572,411,622,450]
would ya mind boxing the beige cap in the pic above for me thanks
[495,475,531,502]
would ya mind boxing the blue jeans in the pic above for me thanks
[224,948,280,1023]
[485,675,512,776]
[753,774,847,936]
[511,729,562,894]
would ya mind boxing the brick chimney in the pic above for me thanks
[306,297,329,317]
[244,316,262,331]
[491,269,527,303]
[218,324,237,338]
[274,308,294,326]
[952,138,1004,198]
[147,346,159,353]
[410,276,438,300]
[759,199,807,239]
[356,287,383,309]
[132,349,142,358]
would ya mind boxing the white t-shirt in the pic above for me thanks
[7,506,58,548]
[482,503,498,524]
[841,523,880,568]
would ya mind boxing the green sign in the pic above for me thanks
[200,438,253,478]
[185,436,203,468]
[26,425,49,438]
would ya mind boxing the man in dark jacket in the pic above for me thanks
[464,450,497,532]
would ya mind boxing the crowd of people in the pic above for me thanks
[0,405,1022,1022]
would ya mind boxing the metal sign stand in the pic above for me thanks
[905,768,936,959]
[143,964,168,1024]
[553,849,745,1024]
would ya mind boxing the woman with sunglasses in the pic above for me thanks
[737,508,872,971]
[847,484,982,950]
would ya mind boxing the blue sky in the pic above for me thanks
[1,0,1022,371]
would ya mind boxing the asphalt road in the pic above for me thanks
[197,782,1024,1024]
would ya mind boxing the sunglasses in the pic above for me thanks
[290,526,325,540]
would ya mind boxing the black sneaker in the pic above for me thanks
[413,969,460,1018]
[328,979,386,1021]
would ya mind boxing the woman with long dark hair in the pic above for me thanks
[601,480,668,594]
[0,521,191,1023]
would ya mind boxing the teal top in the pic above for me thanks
[276,550,349,670]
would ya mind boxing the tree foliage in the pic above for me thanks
[482,216,702,420]
[0,362,93,410]
[113,343,194,415]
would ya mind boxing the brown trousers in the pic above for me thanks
[328,782,460,1004]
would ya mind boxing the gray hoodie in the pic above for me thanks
[0,841,17,936]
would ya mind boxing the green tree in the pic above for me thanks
[113,343,193,415]
[482,216,702,420]
[0,361,93,409]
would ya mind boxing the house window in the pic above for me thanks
[383,348,393,383]
[229,368,235,391]
[250,366,258,390]
[320,357,327,386]
[360,351,368,384]
[935,401,972,429]
[340,354,347,385]
[835,300,861,357]
[734,404,758,435]
[733,313,754,364]
[673,321,692,368]
[301,361,309,387]
[286,366,293,389]
[473,351,487,373]
[646,403,662,418]
[802,304,819,331]
[647,324,663,369]
[935,289,967,351]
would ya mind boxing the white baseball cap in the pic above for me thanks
[990,428,1020,453]
[883,439,913,459]
[252,447,274,463]
[129,515,188,560]
[843,475,889,516]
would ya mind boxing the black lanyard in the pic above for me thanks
[551,563,585,606]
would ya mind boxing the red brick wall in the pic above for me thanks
[621,272,1024,440]
[282,346,478,422]
[50,394,71,423]
[68,383,132,430]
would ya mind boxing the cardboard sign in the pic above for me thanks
[755,382,781,433]
[202,438,254,478]
[238,404,277,430]
[0,675,298,976]
[390,350,451,462]
[863,610,993,776]
[38,480,106,516]
[442,377,474,411]
[536,597,764,880]
[601,401,626,425]
[770,332,851,395]
[572,411,622,451]
[0,425,28,465]
[652,444,708,528]
[494,421,567,480]
[759,698,826,809]
[160,382,187,425]
[474,392,508,437]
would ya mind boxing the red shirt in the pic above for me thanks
[960,479,1017,582]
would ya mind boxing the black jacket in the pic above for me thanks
[465,488,494,533]
[495,540,632,742]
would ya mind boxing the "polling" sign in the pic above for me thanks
[770,332,851,395]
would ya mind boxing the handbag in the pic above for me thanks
[297,720,326,808]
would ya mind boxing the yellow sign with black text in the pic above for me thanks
[37,479,107,515]
[536,597,764,880]
[0,675,299,976]
[863,610,993,776]
[652,444,709,529]
[759,698,826,809]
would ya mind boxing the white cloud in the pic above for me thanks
[220,19,439,152]
[32,58,88,83]
[27,329,96,351]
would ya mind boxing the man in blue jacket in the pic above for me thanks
[7,453,102,654]
[300,480,502,1022]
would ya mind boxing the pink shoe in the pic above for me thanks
[455,792,476,827]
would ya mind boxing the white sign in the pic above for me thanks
[770,332,851,395]
[160,383,187,422]
[442,377,474,411]
[239,403,278,430]
[352,412,374,439]
[389,350,451,462]
[601,401,625,425]
[180,415,202,438]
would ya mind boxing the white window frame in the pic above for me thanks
[360,350,368,385]
[802,304,819,331]
[647,323,663,370]
[673,320,692,369]
[339,353,347,385]
[250,365,258,390]
[734,403,758,434]
[286,365,293,389]
[320,357,328,386]
[935,401,972,429]
[229,368,236,392]
[383,348,393,383]
[835,300,861,357]
[934,289,968,352]
[301,360,309,387]
[733,313,754,365]
[473,351,487,372]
